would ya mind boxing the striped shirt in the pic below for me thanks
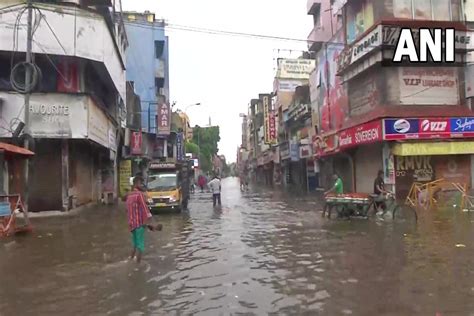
[126,189,152,232]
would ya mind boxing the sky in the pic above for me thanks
[121,0,312,162]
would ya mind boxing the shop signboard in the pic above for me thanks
[263,151,274,165]
[263,95,277,145]
[29,94,88,139]
[277,59,315,80]
[385,118,474,140]
[338,120,382,149]
[176,132,184,162]
[383,143,395,185]
[280,142,290,160]
[450,117,474,136]
[338,25,382,72]
[288,104,310,122]
[130,131,142,155]
[299,144,312,159]
[290,141,300,162]
[399,68,459,105]
[119,160,132,197]
[392,141,474,156]
[157,98,171,136]
[88,100,110,148]
[278,80,303,92]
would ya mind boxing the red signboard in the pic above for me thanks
[157,101,171,136]
[338,120,382,149]
[130,131,142,155]
[269,111,277,141]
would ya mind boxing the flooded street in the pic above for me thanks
[2,178,474,315]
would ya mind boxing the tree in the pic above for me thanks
[192,125,220,173]
[185,142,200,156]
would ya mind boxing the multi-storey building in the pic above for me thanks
[310,0,474,199]
[122,11,172,176]
[0,0,127,211]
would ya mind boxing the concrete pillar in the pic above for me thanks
[61,140,69,211]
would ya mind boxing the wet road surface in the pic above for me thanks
[2,178,474,315]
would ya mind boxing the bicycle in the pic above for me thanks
[372,193,418,222]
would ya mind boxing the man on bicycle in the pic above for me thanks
[374,170,390,211]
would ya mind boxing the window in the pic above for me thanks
[155,77,165,96]
[432,0,451,21]
[414,0,432,20]
[313,7,321,27]
[393,0,461,21]
[346,0,374,43]
[155,40,165,59]
[394,0,413,18]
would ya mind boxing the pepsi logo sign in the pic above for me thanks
[393,119,411,134]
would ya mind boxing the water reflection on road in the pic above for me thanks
[2,178,474,315]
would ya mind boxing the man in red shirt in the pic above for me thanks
[126,176,154,263]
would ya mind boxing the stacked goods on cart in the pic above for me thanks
[325,193,371,203]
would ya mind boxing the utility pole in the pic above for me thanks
[24,0,33,214]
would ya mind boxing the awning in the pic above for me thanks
[392,142,474,156]
[0,142,34,156]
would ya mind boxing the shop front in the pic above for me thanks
[262,150,274,186]
[279,141,291,188]
[256,155,265,184]
[300,140,315,192]
[384,118,474,200]
[313,119,383,193]
[391,142,474,200]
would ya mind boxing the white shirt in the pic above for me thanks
[208,178,221,194]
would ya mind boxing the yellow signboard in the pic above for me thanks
[119,160,132,197]
[392,142,474,156]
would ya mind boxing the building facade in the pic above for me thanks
[0,0,127,211]
[122,11,176,178]
[310,0,474,199]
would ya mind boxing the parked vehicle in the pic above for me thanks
[146,160,192,213]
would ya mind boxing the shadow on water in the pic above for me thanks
[2,178,474,315]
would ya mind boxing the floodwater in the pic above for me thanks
[2,178,474,315]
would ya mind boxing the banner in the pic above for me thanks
[338,120,382,149]
[263,95,277,144]
[277,59,316,79]
[130,131,142,155]
[157,100,171,136]
[385,118,474,140]
[399,68,459,105]
[176,132,184,162]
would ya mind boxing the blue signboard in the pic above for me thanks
[176,132,184,161]
[450,117,474,133]
[384,119,420,136]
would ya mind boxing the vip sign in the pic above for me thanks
[393,29,457,63]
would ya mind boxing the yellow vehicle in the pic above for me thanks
[146,161,191,213]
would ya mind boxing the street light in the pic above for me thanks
[184,102,201,112]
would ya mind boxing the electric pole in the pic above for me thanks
[24,0,33,215]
